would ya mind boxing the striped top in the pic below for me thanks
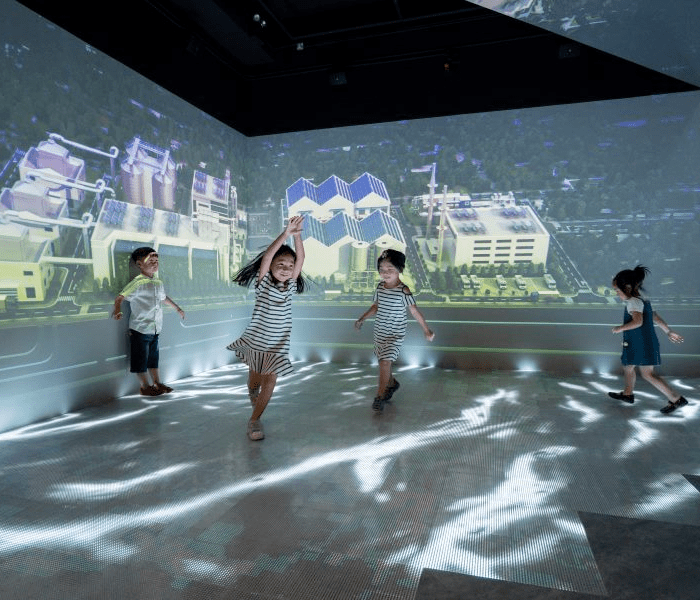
[120,274,166,334]
[228,271,297,375]
[373,281,416,361]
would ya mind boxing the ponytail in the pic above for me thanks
[613,264,649,298]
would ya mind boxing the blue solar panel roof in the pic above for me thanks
[349,172,389,203]
[286,177,317,206]
[324,212,361,246]
[287,173,389,209]
[316,175,352,205]
[302,211,402,247]
[300,214,326,245]
[358,210,405,244]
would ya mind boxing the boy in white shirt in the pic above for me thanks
[112,247,185,396]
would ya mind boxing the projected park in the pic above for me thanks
[1,1,699,330]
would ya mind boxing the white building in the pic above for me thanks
[0,180,69,254]
[190,169,245,274]
[285,173,404,279]
[0,221,55,302]
[191,169,235,223]
[120,137,176,210]
[91,199,229,284]
[299,210,405,279]
[18,138,86,209]
[440,200,549,267]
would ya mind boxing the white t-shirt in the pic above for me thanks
[623,296,644,315]
[120,274,166,334]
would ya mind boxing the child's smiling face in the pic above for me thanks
[270,253,295,283]
[137,252,159,277]
[378,259,401,287]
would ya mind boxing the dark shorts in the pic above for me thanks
[129,329,159,373]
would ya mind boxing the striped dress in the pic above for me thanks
[373,282,416,361]
[227,272,297,376]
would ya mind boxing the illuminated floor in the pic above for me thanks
[0,362,699,599]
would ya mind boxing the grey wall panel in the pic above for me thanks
[2,302,696,433]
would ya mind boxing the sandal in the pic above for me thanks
[385,378,400,400]
[660,397,688,414]
[140,385,164,396]
[247,419,265,440]
[372,394,391,413]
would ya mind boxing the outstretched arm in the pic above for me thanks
[355,303,378,329]
[258,216,305,284]
[409,304,435,341]
[653,311,683,343]
[165,296,185,320]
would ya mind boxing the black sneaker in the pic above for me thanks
[372,396,385,413]
[385,378,400,400]
[608,391,634,404]
[660,397,688,414]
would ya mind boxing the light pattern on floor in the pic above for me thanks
[0,362,697,599]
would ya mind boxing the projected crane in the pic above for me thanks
[436,184,449,270]
[411,163,437,240]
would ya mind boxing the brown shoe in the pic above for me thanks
[140,385,164,396]
[155,383,173,394]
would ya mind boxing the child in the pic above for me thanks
[227,216,306,440]
[112,247,185,396]
[355,249,434,413]
[608,265,687,414]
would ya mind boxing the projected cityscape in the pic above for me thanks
[0,3,700,360]
[1,0,699,329]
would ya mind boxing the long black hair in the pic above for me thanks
[233,244,306,293]
[613,264,650,298]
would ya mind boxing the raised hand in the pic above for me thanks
[286,215,304,235]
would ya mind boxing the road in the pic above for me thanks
[2,303,697,409]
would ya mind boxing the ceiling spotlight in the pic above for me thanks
[296,42,304,51]
[253,13,260,22]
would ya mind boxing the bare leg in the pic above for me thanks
[136,372,150,389]
[251,372,277,421]
[248,369,262,403]
[148,367,161,385]
[638,366,680,402]
[378,360,392,398]
[622,365,636,396]
[147,367,173,393]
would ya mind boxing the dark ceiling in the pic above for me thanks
[18,0,698,137]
